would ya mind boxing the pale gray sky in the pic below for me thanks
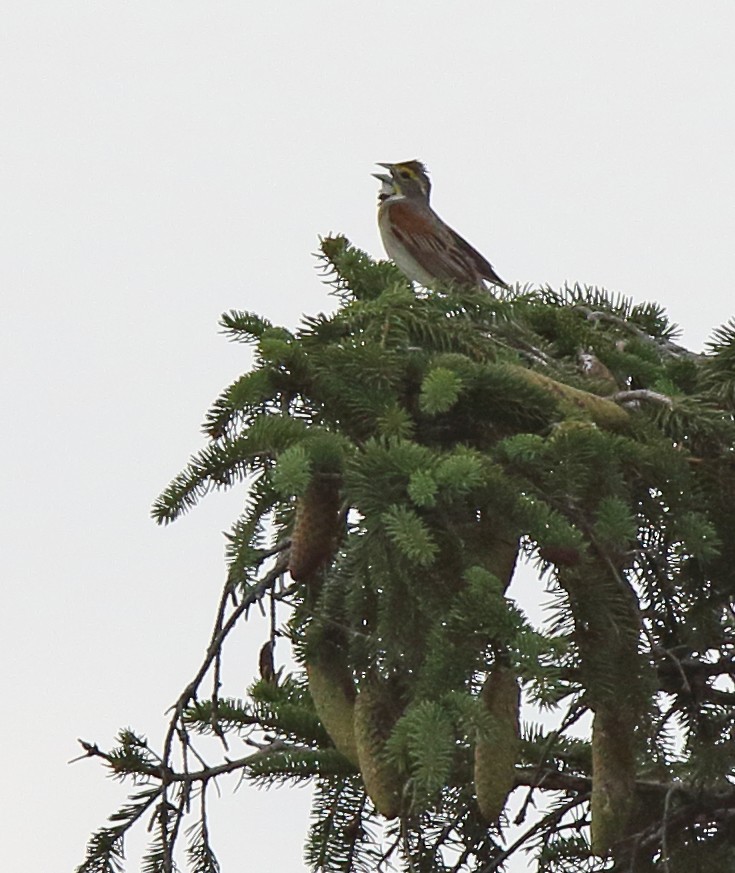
[3,2,735,871]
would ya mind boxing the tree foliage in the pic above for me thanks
[77,237,735,872]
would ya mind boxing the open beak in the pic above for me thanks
[376,162,395,172]
[372,172,393,184]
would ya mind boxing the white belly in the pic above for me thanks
[377,202,437,288]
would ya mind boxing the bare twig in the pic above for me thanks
[514,767,591,795]
[77,736,313,784]
[572,306,702,360]
[102,554,290,867]
[257,537,291,562]
[478,793,589,873]
[611,389,674,408]
[376,831,401,872]
[661,783,677,873]
[514,697,586,826]
[163,554,288,755]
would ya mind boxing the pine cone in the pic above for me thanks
[306,650,359,767]
[288,476,341,582]
[474,664,521,823]
[590,707,636,855]
[258,640,277,684]
[538,544,581,567]
[353,680,404,819]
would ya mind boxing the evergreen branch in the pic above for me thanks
[306,776,365,871]
[75,787,162,873]
[244,745,357,784]
[202,368,282,439]
[187,689,333,748]
[513,766,735,827]
[185,787,221,873]
[539,283,636,318]
[657,654,735,683]
[152,416,306,523]
[318,234,409,301]
[219,310,276,343]
[78,738,327,787]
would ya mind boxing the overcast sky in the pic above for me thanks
[3,2,735,871]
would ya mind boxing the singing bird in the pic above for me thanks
[374,160,508,291]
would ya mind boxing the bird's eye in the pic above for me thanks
[399,169,411,179]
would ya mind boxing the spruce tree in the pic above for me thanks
[76,237,735,872]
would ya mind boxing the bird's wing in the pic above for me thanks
[386,201,507,289]
[445,225,508,289]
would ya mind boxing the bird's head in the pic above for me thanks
[374,160,431,201]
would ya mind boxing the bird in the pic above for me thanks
[374,159,508,291]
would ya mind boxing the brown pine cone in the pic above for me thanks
[288,475,341,582]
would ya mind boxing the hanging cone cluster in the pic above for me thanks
[474,663,521,823]
[288,474,341,582]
